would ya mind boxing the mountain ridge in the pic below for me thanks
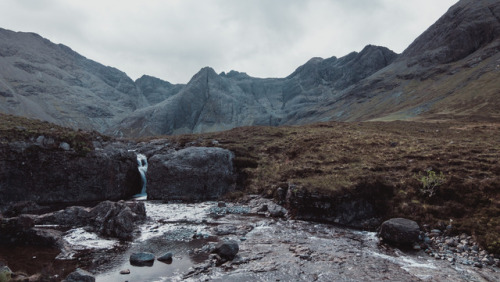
[0,0,499,137]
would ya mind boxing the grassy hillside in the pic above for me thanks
[154,121,500,253]
[0,113,107,155]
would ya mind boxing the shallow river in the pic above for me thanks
[60,201,499,281]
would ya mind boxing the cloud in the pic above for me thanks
[0,0,458,83]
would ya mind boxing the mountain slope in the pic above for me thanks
[0,28,148,131]
[310,0,500,123]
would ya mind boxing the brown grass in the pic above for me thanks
[147,120,500,253]
[0,113,108,155]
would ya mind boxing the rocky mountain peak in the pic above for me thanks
[219,70,251,80]
[402,0,500,66]
[189,66,219,83]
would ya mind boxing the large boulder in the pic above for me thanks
[89,201,146,240]
[0,141,141,205]
[148,147,236,201]
[130,252,155,266]
[379,218,421,245]
[213,240,239,261]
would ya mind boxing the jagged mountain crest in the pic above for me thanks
[0,0,498,136]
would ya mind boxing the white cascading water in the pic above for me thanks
[133,153,148,199]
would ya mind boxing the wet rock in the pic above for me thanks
[63,268,95,282]
[119,269,130,275]
[213,240,239,261]
[148,147,236,201]
[214,225,238,236]
[249,198,287,218]
[379,218,420,245]
[158,252,173,262]
[268,204,287,218]
[130,252,155,266]
[90,201,146,240]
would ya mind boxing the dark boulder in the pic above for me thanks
[130,252,155,266]
[157,252,173,263]
[148,147,236,201]
[379,218,421,245]
[63,268,95,282]
[0,141,141,205]
[213,240,239,261]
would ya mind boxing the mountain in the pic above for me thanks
[115,0,499,136]
[113,45,397,136]
[0,28,149,132]
[1,0,499,137]
[309,0,500,122]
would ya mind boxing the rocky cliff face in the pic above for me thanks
[0,114,142,204]
[113,45,397,137]
[135,75,184,105]
[0,140,141,205]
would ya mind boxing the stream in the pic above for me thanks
[59,200,500,281]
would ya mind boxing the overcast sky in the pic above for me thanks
[0,0,458,83]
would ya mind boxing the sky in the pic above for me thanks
[0,0,458,84]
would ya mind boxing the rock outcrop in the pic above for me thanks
[34,201,146,240]
[148,147,236,201]
[284,182,393,229]
[0,140,141,205]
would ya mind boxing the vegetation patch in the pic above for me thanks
[0,113,109,155]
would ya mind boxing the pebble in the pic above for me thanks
[120,269,130,275]
[422,230,497,269]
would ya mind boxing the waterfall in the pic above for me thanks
[133,153,148,199]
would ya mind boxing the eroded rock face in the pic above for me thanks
[284,182,392,229]
[0,141,141,205]
[148,147,236,201]
[379,218,421,245]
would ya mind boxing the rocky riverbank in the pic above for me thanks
[2,198,499,281]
